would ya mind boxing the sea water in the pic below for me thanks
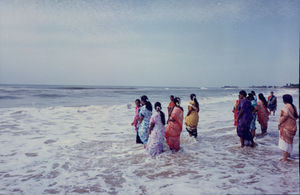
[0,84,299,194]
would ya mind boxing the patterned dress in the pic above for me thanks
[138,105,152,145]
[146,112,165,157]
[257,101,270,131]
[278,104,298,154]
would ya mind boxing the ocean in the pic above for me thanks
[0,84,299,194]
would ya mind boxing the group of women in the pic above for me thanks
[131,91,298,161]
[233,90,298,161]
[131,94,200,157]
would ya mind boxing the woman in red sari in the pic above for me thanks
[165,97,184,151]
[232,99,240,127]
[257,93,270,135]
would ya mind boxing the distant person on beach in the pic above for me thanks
[131,99,143,144]
[237,90,255,147]
[146,102,166,157]
[165,97,184,151]
[138,95,153,146]
[268,91,277,116]
[257,93,270,135]
[278,94,298,161]
[185,94,199,138]
[232,99,240,127]
[247,93,257,137]
[168,95,175,119]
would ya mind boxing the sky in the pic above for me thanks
[0,0,299,87]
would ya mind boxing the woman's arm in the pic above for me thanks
[149,122,155,134]
[138,116,144,123]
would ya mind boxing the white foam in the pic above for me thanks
[0,90,299,194]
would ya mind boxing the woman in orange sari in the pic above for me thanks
[257,93,270,135]
[278,94,298,161]
[165,97,184,151]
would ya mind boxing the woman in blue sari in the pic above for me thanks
[237,90,255,147]
[138,95,152,146]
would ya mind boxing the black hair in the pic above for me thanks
[251,91,256,96]
[174,97,183,111]
[141,95,152,111]
[190,94,199,112]
[283,94,298,118]
[154,102,166,125]
[247,93,254,100]
[239,90,247,97]
[258,93,268,108]
[135,99,141,105]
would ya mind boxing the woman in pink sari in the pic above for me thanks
[257,93,270,135]
[131,99,143,144]
[278,94,298,161]
[165,97,184,151]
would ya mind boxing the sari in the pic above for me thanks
[132,106,143,144]
[146,112,165,157]
[257,101,270,131]
[165,106,183,151]
[138,105,152,145]
[132,106,141,131]
[268,95,277,111]
[233,99,240,126]
[185,100,199,137]
[237,98,253,141]
[278,104,298,154]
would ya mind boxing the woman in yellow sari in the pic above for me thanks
[185,94,199,138]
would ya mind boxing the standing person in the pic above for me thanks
[257,93,270,135]
[185,94,199,138]
[168,95,175,119]
[146,102,166,157]
[278,94,298,161]
[165,97,184,151]
[248,93,257,138]
[237,90,255,147]
[251,91,257,101]
[232,99,240,127]
[138,95,153,146]
[131,99,143,144]
[268,91,277,116]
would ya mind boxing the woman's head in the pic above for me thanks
[247,93,254,101]
[135,99,141,107]
[154,102,162,111]
[170,95,174,102]
[282,94,298,118]
[141,95,148,105]
[190,94,196,101]
[174,97,181,106]
[283,94,293,104]
[154,102,165,125]
[141,95,152,111]
[251,91,256,96]
[258,93,264,100]
[239,90,247,99]
[258,93,268,107]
